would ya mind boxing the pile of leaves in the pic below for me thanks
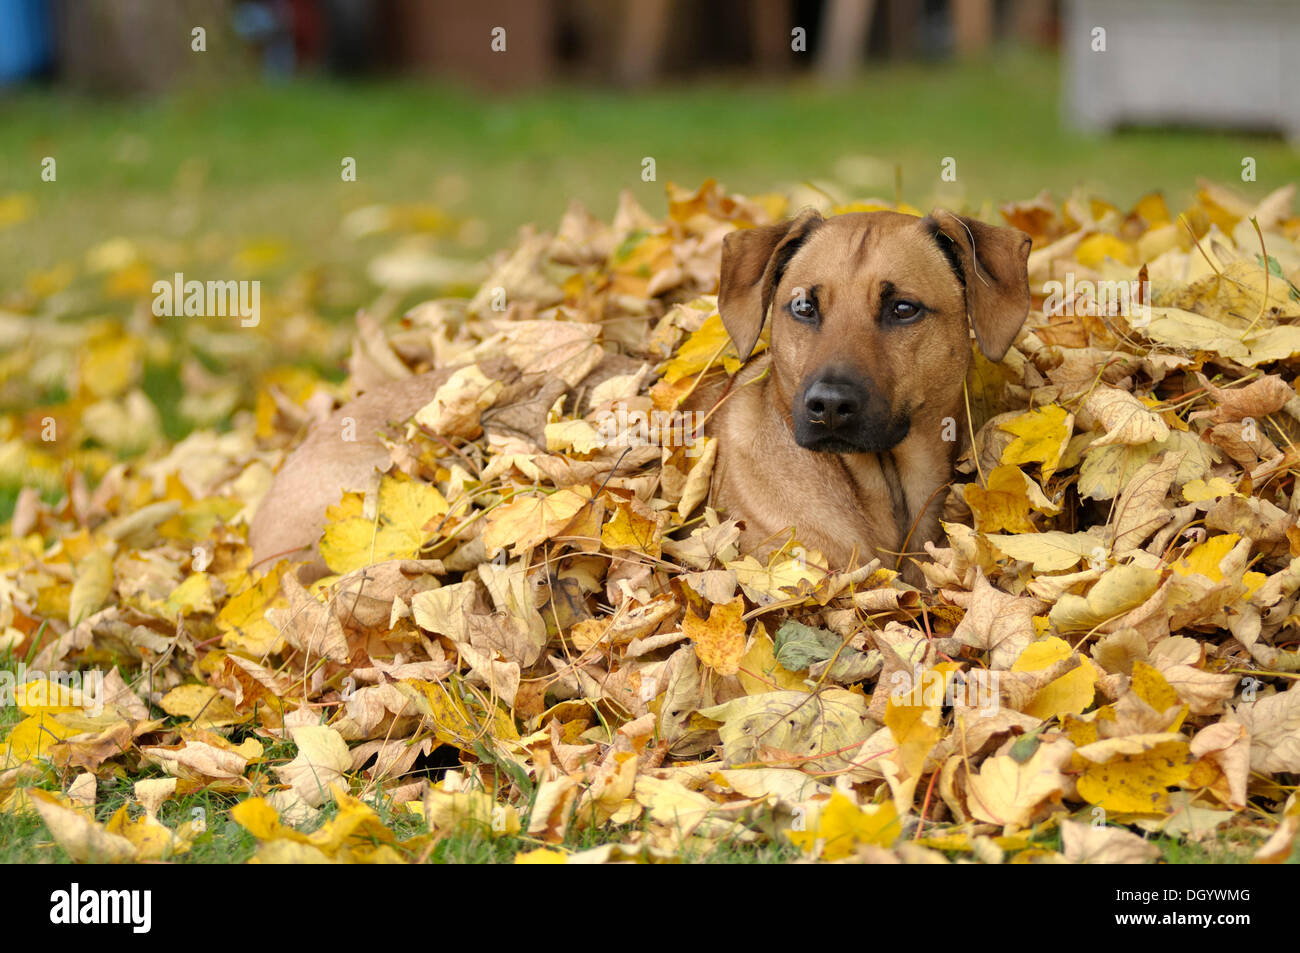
[3,178,1300,864]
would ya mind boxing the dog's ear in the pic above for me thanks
[718,208,823,359]
[926,210,1032,362]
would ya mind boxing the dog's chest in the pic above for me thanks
[706,381,907,567]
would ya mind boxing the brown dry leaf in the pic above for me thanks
[700,689,875,773]
[951,573,1046,670]
[277,725,352,807]
[1189,372,1296,424]
[29,789,137,863]
[965,738,1074,830]
[1254,793,1300,863]
[1081,387,1170,447]
[1109,451,1182,553]
[1232,685,1300,774]
[140,735,260,782]
[481,487,593,557]
[1059,819,1160,863]
[414,365,503,438]
[274,572,351,664]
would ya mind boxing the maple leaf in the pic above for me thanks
[684,595,747,676]
[480,486,592,557]
[999,404,1074,480]
[320,474,450,574]
[965,465,1058,534]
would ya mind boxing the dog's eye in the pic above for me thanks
[890,301,923,322]
[789,295,818,323]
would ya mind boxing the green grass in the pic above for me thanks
[3,48,1298,308]
[0,763,806,864]
[3,776,1283,863]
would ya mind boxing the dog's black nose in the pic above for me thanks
[803,380,861,431]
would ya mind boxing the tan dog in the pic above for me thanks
[250,208,1030,586]
[689,209,1031,583]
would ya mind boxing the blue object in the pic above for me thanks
[0,0,53,84]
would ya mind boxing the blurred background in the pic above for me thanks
[1,0,1298,479]
[3,0,1298,303]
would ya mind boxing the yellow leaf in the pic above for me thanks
[1075,233,1137,269]
[68,549,114,624]
[516,848,568,864]
[1171,534,1240,583]
[685,596,747,676]
[481,486,592,558]
[1049,564,1161,632]
[883,678,945,814]
[1012,637,1097,719]
[231,797,309,842]
[738,626,809,694]
[545,419,604,454]
[158,685,242,727]
[999,405,1073,480]
[164,573,216,619]
[1133,191,1171,226]
[728,551,825,602]
[787,791,900,860]
[216,563,288,657]
[78,336,142,400]
[1181,477,1241,502]
[1131,660,1180,712]
[600,502,663,558]
[660,311,763,383]
[1075,735,1193,813]
[985,530,1102,572]
[965,465,1055,534]
[320,474,449,573]
[415,679,519,751]
[0,192,35,227]
[106,805,193,860]
[16,677,86,715]
[3,714,76,763]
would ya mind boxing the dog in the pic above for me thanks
[688,208,1031,583]
[249,208,1030,587]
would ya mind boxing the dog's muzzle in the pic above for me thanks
[794,374,910,453]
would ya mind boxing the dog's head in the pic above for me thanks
[717,208,1031,454]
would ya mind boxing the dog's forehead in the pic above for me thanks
[787,211,949,276]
